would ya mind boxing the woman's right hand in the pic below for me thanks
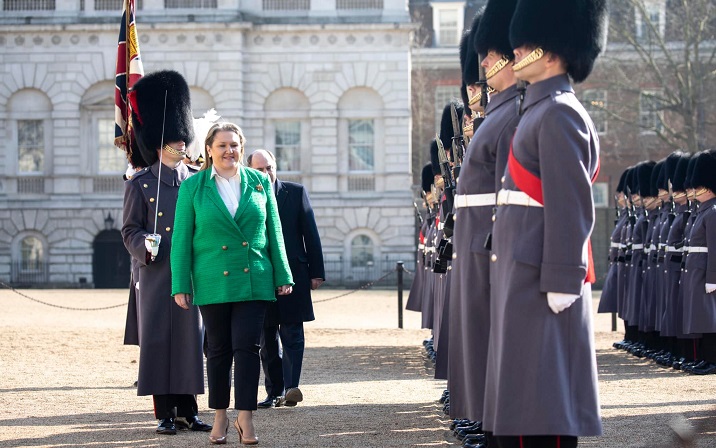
[276,285,293,296]
[174,293,191,310]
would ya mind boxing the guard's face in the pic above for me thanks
[512,45,546,83]
[161,141,187,163]
[208,131,242,172]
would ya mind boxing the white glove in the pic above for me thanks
[547,292,579,314]
[145,234,161,260]
[706,283,716,294]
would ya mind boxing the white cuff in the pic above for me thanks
[706,283,716,294]
[547,292,579,314]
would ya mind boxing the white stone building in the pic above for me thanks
[0,0,415,287]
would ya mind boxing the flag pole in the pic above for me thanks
[153,90,168,235]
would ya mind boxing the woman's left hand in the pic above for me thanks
[174,293,192,309]
[277,285,293,295]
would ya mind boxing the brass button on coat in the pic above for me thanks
[491,254,497,262]
[242,241,248,246]
[158,212,163,217]
[149,197,155,202]
[143,184,148,188]
[223,271,229,276]
[165,227,171,232]
[244,268,250,273]
[222,245,228,250]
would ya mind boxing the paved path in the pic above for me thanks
[0,288,714,447]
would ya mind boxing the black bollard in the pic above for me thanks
[611,312,617,332]
[397,261,404,329]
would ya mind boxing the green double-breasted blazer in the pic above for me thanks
[171,165,293,306]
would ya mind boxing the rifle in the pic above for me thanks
[450,103,466,176]
[667,179,676,225]
[413,201,424,225]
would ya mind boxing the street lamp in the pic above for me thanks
[104,212,115,231]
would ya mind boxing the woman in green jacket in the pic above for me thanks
[172,122,293,445]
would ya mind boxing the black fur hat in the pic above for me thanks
[636,160,656,197]
[650,161,664,197]
[430,139,441,177]
[684,152,701,190]
[439,101,464,158]
[421,163,434,193]
[463,13,482,85]
[509,0,608,83]
[673,153,692,192]
[691,149,716,192]
[660,151,684,191]
[460,81,470,113]
[616,167,629,194]
[129,70,194,166]
[475,0,518,59]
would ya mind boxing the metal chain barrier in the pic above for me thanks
[0,280,127,311]
[312,269,397,304]
[401,265,415,276]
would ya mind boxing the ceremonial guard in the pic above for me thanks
[406,164,436,314]
[121,70,210,434]
[447,3,521,445]
[681,150,716,374]
[638,161,663,340]
[483,0,607,445]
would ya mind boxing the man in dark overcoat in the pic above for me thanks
[121,70,210,435]
[483,1,607,446]
[248,149,325,408]
[447,0,521,434]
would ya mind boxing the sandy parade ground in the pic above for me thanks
[0,286,715,448]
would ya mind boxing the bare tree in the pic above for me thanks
[599,0,716,153]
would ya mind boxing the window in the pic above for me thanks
[639,90,664,133]
[350,235,374,268]
[3,0,55,10]
[348,120,374,171]
[98,119,126,173]
[275,121,301,172]
[434,85,461,130]
[337,0,382,8]
[164,0,216,8]
[583,90,608,135]
[635,0,665,43]
[18,120,44,173]
[20,236,44,272]
[263,0,309,10]
[431,2,465,47]
[592,182,609,208]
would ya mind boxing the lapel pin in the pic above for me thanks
[256,184,263,192]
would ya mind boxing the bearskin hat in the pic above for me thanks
[421,163,434,193]
[129,70,194,166]
[650,160,664,198]
[636,160,656,197]
[691,149,716,192]
[430,139,441,177]
[684,152,702,190]
[509,0,608,83]
[475,0,518,59]
[659,151,684,191]
[439,101,464,159]
[673,153,692,192]
[460,30,481,86]
[616,167,629,194]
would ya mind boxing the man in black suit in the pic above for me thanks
[248,149,325,408]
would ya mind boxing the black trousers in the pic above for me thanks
[494,436,578,448]
[199,300,268,411]
[260,322,305,396]
[153,394,197,419]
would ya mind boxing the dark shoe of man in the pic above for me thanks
[284,387,303,407]
[175,416,213,431]
[257,395,283,409]
[156,418,177,435]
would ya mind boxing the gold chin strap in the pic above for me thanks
[468,87,497,105]
[513,47,544,72]
[163,144,186,156]
[486,55,510,80]
[695,187,710,197]
[673,192,687,199]
[463,124,473,134]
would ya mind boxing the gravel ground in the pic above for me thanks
[0,287,714,447]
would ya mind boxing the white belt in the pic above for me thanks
[632,244,644,250]
[496,190,543,208]
[687,246,708,253]
[645,244,657,253]
[610,242,621,248]
[454,193,496,209]
[666,246,683,253]
[438,222,445,230]
[418,244,425,250]
[658,243,666,249]
[425,247,436,253]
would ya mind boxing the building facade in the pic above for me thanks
[0,0,415,287]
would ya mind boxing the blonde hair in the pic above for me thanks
[201,122,246,171]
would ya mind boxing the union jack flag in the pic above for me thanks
[114,0,144,166]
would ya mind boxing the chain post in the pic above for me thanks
[397,261,404,329]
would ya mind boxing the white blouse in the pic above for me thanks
[210,166,242,217]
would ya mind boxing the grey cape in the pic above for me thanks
[483,75,602,437]
[682,198,716,334]
[122,161,205,397]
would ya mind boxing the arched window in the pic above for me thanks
[350,235,374,268]
[8,89,53,194]
[20,236,44,271]
[264,88,310,179]
[81,81,125,175]
[11,232,48,284]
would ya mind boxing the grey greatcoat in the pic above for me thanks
[639,210,661,331]
[406,218,430,312]
[598,209,627,313]
[122,161,205,397]
[483,75,602,437]
[447,85,520,421]
[420,218,437,329]
[682,198,716,334]
[653,207,671,333]
[623,211,647,325]
[616,211,634,319]
[661,204,689,337]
